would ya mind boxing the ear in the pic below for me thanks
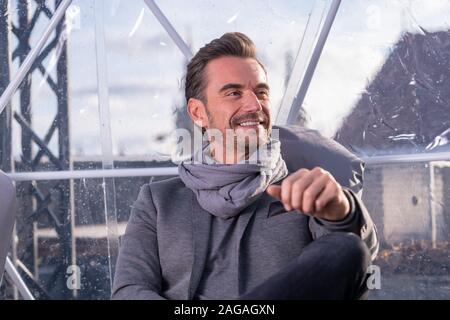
[187,98,209,129]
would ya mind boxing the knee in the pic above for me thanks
[327,232,371,271]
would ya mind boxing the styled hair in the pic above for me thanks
[185,32,266,104]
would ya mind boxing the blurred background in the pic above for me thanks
[0,0,449,299]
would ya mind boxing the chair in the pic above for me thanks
[0,171,35,299]
[0,170,15,280]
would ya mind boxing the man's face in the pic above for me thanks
[201,56,272,155]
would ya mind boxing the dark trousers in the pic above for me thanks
[240,232,371,300]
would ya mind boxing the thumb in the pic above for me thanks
[266,184,281,200]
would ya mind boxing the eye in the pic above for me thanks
[227,91,241,97]
[257,90,269,99]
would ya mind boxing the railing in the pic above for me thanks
[4,152,450,182]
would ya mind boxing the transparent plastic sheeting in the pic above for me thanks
[3,0,321,168]
[2,0,449,300]
[93,0,119,290]
[1,0,318,299]
[363,161,450,300]
[301,0,450,158]
[1,176,147,299]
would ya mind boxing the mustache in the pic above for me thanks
[230,112,270,127]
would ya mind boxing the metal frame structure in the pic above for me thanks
[274,0,342,125]
[5,147,450,182]
[0,0,12,173]
[4,257,34,300]
[0,0,386,297]
[284,0,341,125]
[0,0,194,301]
[0,0,74,299]
[0,0,449,299]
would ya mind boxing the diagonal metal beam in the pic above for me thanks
[143,0,193,60]
[276,0,341,125]
[11,25,21,38]
[34,0,54,19]
[285,0,341,125]
[13,35,58,73]
[37,63,59,94]
[5,257,35,300]
[0,0,72,116]
[31,115,59,168]
[29,37,59,73]
[16,4,46,43]
[11,6,58,60]
[14,112,63,169]
[31,182,63,227]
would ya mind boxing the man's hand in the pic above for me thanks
[266,167,350,221]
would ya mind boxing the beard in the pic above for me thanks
[205,109,272,162]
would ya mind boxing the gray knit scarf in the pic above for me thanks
[178,139,288,219]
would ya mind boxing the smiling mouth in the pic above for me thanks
[233,117,268,128]
[237,121,265,127]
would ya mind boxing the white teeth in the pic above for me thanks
[239,121,259,126]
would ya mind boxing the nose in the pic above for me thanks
[241,91,262,112]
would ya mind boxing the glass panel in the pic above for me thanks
[2,0,447,300]
[363,161,450,299]
[0,176,153,300]
[299,0,450,299]
[2,0,318,299]
[3,0,320,169]
[99,0,317,162]
[5,0,103,171]
[100,0,185,162]
[302,0,450,157]
[1,0,120,300]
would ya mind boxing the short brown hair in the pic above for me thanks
[185,32,266,104]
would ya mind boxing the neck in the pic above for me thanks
[209,142,252,164]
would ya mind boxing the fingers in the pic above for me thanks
[316,181,350,220]
[280,169,310,211]
[266,185,281,200]
[268,167,337,214]
[266,167,349,220]
[295,172,330,213]
[314,180,339,212]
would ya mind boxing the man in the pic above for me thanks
[112,32,378,300]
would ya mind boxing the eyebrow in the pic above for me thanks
[218,82,270,93]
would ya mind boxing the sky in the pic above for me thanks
[6,0,450,162]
